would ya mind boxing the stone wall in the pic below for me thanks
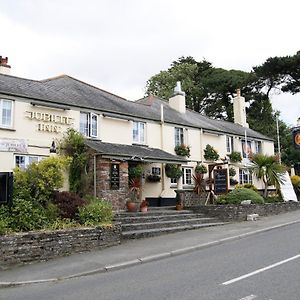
[191,202,300,221]
[0,224,121,268]
[88,156,130,211]
[177,190,208,207]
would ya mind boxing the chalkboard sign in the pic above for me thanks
[0,172,13,205]
[110,163,120,190]
[214,169,228,195]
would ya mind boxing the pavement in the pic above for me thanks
[1,209,300,288]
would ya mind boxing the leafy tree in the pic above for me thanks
[249,154,285,198]
[58,128,90,195]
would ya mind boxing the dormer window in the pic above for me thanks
[80,112,98,138]
[133,121,145,144]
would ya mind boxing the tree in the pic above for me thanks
[249,154,285,198]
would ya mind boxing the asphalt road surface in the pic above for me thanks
[1,223,300,300]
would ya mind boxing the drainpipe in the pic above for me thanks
[160,104,165,192]
[200,128,204,162]
[93,155,97,197]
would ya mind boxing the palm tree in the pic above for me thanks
[249,154,285,198]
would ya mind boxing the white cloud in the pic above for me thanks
[0,0,300,124]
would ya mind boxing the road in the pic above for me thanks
[1,222,300,300]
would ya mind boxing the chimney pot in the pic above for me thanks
[0,56,11,75]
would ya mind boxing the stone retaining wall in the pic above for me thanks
[0,224,121,268]
[190,202,300,221]
[177,190,208,207]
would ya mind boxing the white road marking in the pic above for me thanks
[238,295,257,300]
[222,254,300,285]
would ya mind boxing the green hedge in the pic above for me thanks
[217,188,264,205]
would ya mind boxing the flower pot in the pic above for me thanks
[140,206,148,213]
[126,201,136,212]
[176,203,183,210]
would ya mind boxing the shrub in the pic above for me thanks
[216,188,264,205]
[9,199,49,232]
[78,198,113,226]
[204,144,219,161]
[53,191,86,219]
[0,205,11,235]
[195,164,207,174]
[13,156,67,206]
[235,183,258,193]
[264,196,283,203]
[291,175,300,197]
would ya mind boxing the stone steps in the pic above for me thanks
[121,217,217,231]
[116,207,226,240]
[122,222,227,239]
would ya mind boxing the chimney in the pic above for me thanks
[169,81,186,113]
[0,56,11,75]
[233,89,248,127]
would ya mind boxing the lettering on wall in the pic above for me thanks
[26,111,74,133]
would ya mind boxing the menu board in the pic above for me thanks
[110,163,120,190]
[214,169,228,195]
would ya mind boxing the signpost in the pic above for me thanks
[0,172,13,205]
[214,168,228,195]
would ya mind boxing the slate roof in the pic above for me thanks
[85,140,187,163]
[0,73,272,141]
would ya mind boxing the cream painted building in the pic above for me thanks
[0,58,274,208]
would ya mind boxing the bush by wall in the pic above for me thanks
[216,188,264,205]
[78,197,113,226]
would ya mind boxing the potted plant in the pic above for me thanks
[165,164,183,179]
[203,144,219,161]
[193,173,206,195]
[140,200,148,212]
[228,151,242,163]
[175,191,183,210]
[195,164,207,174]
[127,177,141,212]
[126,199,137,212]
[146,174,161,182]
[229,167,236,177]
[174,144,191,157]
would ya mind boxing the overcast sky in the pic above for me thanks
[1,0,299,126]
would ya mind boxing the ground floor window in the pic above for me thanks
[239,169,253,184]
[182,167,192,185]
[15,155,45,169]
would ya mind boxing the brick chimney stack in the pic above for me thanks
[0,56,11,75]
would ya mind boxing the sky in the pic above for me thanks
[0,0,299,126]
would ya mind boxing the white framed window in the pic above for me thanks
[15,155,45,169]
[182,167,192,185]
[0,99,13,128]
[255,141,262,153]
[175,127,184,146]
[239,169,253,184]
[226,136,233,153]
[80,112,98,138]
[171,178,177,185]
[152,167,161,175]
[242,140,252,158]
[133,121,145,144]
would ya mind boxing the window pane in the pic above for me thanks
[80,113,89,136]
[29,156,39,165]
[91,114,98,137]
[133,122,145,143]
[133,122,139,142]
[1,100,12,127]
[175,128,183,146]
[139,123,145,143]
[185,168,192,185]
[15,156,26,169]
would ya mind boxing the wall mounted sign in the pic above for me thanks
[25,111,74,133]
[0,138,28,153]
[214,168,228,194]
[110,163,120,190]
[293,127,300,149]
